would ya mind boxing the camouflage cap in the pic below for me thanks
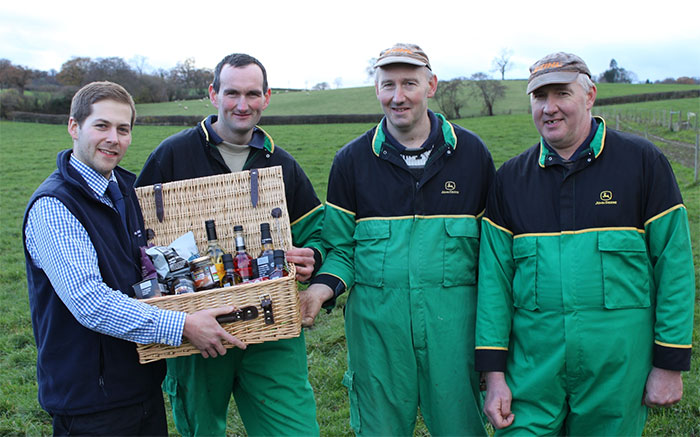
[526,52,591,94]
[374,43,431,70]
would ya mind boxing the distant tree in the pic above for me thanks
[129,55,150,75]
[334,77,343,89]
[312,82,330,90]
[86,57,138,89]
[56,57,92,86]
[170,58,212,99]
[598,59,636,83]
[676,76,697,85]
[366,57,377,82]
[491,48,514,80]
[434,77,468,119]
[470,72,506,116]
[0,59,32,94]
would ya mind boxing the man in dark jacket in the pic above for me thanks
[476,52,695,436]
[23,81,244,436]
[302,43,493,436]
[136,53,324,436]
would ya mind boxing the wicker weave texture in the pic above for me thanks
[134,166,301,364]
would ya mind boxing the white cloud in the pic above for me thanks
[1,0,698,87]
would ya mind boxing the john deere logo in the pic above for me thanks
[441,181,459,195]
[595,190,617,205]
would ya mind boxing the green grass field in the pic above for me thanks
[1,85,699,435]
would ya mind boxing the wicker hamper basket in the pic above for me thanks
[134,166,300,364]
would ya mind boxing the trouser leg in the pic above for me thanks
[496,310,569,437]
[417,286,486,436]
[564,308,651,436]
[52,387,168,436]
[163,353,236,436]
[344,286,419,436]
[233,332,320,437]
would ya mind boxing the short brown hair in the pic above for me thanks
[70,81,136,127]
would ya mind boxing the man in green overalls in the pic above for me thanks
[302,43,493,436]
[475,52,695,436]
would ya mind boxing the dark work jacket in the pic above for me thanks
[23,149,165,416]
[135,116,325,269]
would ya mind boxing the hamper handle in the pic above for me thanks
[250,169,259,207]
[216,306,259,324]
[154,184,164,222]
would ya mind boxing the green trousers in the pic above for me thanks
[497,307,652,436]
[163,332,319,436]
[343,284,486,436]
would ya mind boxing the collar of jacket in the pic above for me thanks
[56,149,136,206]
[199,115,275,153]
[370,111,456,157]
[538,116,606,167]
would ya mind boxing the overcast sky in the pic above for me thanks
[2,0,699,89]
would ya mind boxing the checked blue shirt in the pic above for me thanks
[25,155,186,346]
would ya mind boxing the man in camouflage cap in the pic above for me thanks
[474,52,695,435]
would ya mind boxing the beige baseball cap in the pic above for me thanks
[374,43,431,70]
[526,52,591,94]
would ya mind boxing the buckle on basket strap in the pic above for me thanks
[260,294,274,325]
[216,306,259,324]
[250,168,259,207]
[154,183,164,222]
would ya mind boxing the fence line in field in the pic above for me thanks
[593,107,699,183]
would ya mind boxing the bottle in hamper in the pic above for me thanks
[256,223,275,279]
[269,249,288,279]
[205,219,226,281]
[220,253,236,287]
[232,225,254,283]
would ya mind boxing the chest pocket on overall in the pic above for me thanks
[353,221,391,287]
[443,218,480,287]
[598,232,651,309]
[512,237,539,310]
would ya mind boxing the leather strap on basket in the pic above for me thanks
[260,295,274,325]
[216,306,259,324]
[250,169,259,207]
[154,183,164,222]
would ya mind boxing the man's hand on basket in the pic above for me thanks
[299,284,333,327]
[286,247,316,282]
[183,306,247,358]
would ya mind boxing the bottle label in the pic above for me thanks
[256,255,274,277]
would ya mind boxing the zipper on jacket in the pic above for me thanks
[98,336,107,397]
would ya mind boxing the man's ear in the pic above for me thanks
[427,73,438,98]
[68,117,79,141]
[209,84,219,108]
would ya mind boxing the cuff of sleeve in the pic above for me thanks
[653,343,691,371]
[156,310,187,347]
[310,248,323,279]
[311,273,346,312]
[475,348,508,372]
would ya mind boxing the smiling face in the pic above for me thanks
[530,78,597,159]
[209,63,271,144]
[68,99,133,179]
[375,63,437,139]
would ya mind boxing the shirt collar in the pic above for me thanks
[539,118,603,167]
[202,115,275,152]
[69,153,114,198]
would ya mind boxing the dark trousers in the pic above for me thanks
[52,389,167,436]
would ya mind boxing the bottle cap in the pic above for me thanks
[233,225,244,232]
[205,219,217,240]
[222,253,234,269]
